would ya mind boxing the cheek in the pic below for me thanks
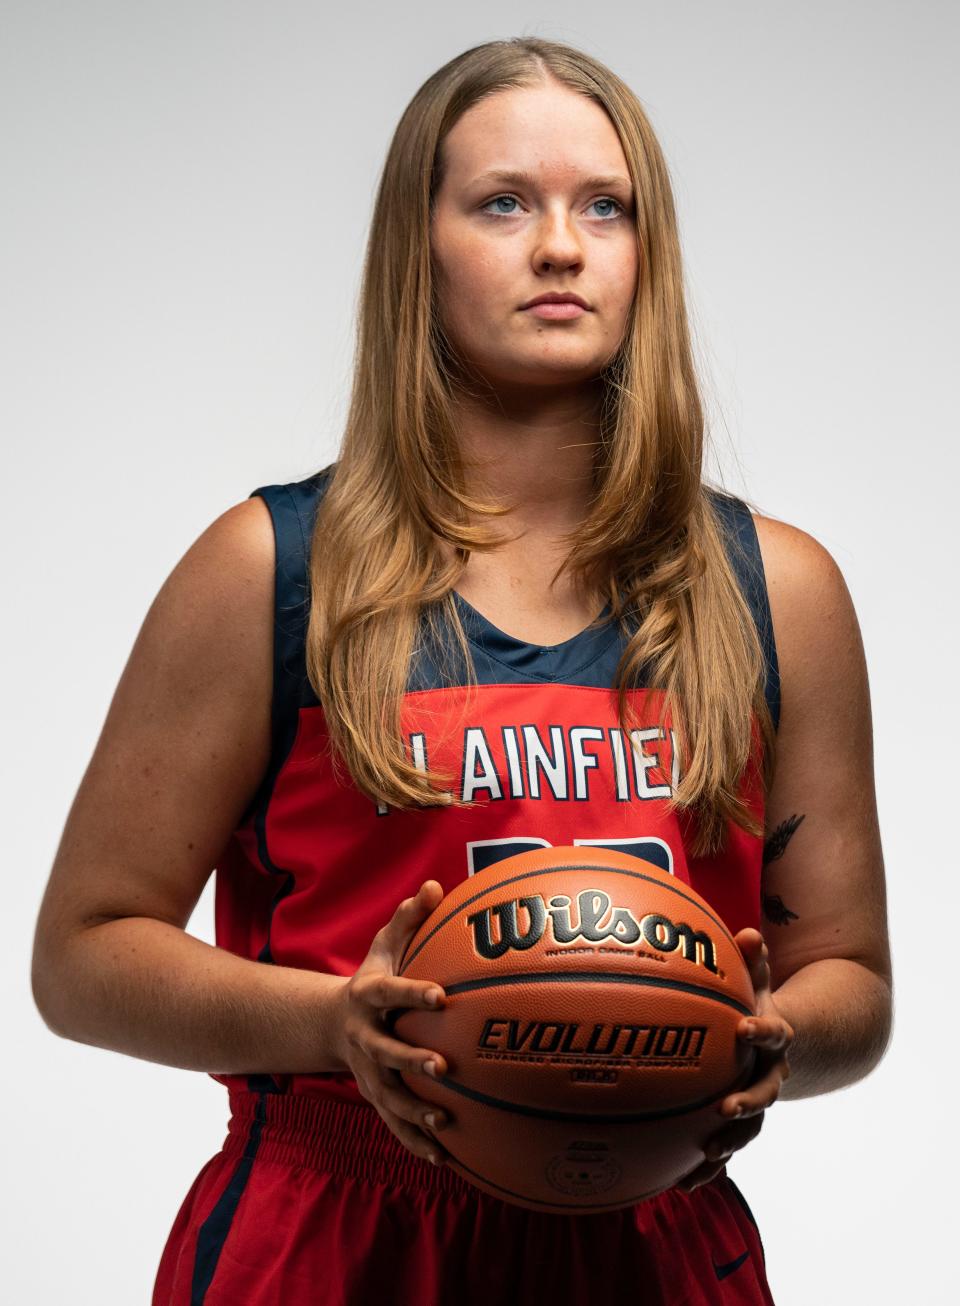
[434,219,512,297]
[448,244,510,315]
[604,244,640,317]
[436,252,516,353]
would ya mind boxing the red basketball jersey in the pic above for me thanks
[209,467,779,1106]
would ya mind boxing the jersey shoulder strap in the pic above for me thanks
[240,469,333,826]
[244,472,779,745]
[705,486,781,732]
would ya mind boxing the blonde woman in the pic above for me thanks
[32,37,892,1306]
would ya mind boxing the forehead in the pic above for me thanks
[439,82,629,188]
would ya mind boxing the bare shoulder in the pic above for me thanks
[143,493,278,674]
[749,511,864,710]
[169,493,276,605]
[33,493,278,957]
[130,493,278,711]
[115,488,280,796]
[750,511,850,615]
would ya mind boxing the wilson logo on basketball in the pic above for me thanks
[466,888,718,974]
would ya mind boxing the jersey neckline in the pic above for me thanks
[450,590,621,681]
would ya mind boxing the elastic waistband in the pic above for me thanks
[224,1089,483,1200]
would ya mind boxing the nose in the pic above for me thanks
[531,204,584,274]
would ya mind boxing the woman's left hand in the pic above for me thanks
[676,927,794,1193]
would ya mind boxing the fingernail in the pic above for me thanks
[425,1112,438,1129]
[743,1024,757,1040]
[424,1060,438,1078]
[428,1152,439,1166]
[425,989,441,1006]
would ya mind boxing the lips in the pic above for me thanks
[521,293,591,310]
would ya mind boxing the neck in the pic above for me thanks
[451,377,602,535]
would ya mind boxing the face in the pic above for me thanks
[430,79,640,391]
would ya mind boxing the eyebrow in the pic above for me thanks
[470,168,633,194]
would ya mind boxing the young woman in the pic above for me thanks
[31,37,892,1305]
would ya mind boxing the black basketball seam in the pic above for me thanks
[437,970,753,1014]
[398,863,740,973]
[426,1059,755,1124]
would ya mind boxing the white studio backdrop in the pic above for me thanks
[3,2,957,1301]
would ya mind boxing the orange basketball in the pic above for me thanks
[390,846,757,1214]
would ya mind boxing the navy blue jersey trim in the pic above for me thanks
[451,589,622,684]
[237,471,331,826]
[189,1092,268,1303]
[409,613,632,692]
[232,470,333,1094]
[241,468,333,839]
[725,1173,767,1266]
[236,472,779,719]
[706,488,781,732]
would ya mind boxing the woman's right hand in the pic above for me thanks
[330,879,451,1166]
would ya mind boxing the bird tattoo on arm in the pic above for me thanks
[761,813,804,926]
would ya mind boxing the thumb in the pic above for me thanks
[378,880,444,959]
[735,927,771,1012]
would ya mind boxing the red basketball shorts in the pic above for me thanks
[152,1089,775,1305]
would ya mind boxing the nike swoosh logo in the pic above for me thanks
[713,1250,750,1280]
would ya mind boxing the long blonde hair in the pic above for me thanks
[305,37,776,857]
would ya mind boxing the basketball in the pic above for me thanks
[390,846,757,1214]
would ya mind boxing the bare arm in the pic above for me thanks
[753,513,892,1100]
[30,496,350,1074]
[679,514,892,1191]
[30,496,519,1166]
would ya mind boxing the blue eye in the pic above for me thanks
[481,194,625,219]
[482,195,522,215]
[590,197,624,219]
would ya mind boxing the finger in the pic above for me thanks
[353,971,447,1014]
[375,1102,449,1166]
[734,928,771,1009]
[676,1117,764,1191]
[375,1064,451,1133]
[720,1063,787,1118]
[375,881,444,957]
[702,1114,764,1160]
[676,1157,728,1193]
[738,1015,793,1053]
[353,1025,448,1080]
[352,1063,450,1165]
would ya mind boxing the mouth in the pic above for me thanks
[521,300,589,320]
[520,293,591,311]
[519,293,592,322]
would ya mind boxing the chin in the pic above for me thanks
[494,361,604,388]
[463,348,602,388]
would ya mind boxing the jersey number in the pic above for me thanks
[465,836,674,877]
